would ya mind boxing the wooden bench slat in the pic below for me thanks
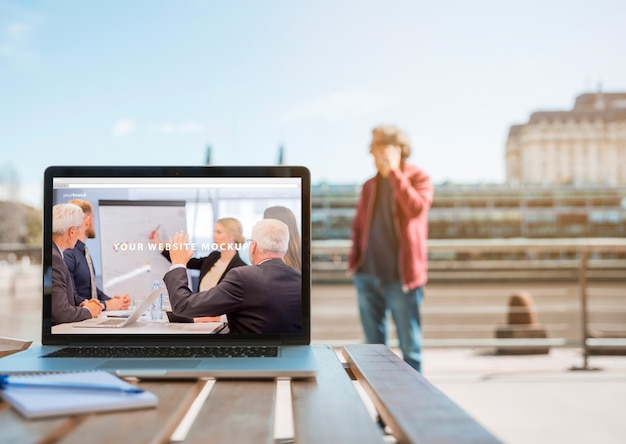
[58,380,203,444]
[185,379,276,444]
[0,336,32,358]
[0,401,88,444]
[342,344,502,444]
[291,344,384,443]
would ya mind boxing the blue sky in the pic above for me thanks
[2,1,626,207]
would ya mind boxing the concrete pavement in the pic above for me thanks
[421,347,626,444]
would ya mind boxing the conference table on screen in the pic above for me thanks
[51,312,224,334]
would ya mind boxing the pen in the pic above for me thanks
[0,375,144,394]
[149,224,161,240]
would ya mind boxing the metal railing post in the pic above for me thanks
[570,249,601,371]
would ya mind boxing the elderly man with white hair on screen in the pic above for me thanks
[163,219,302,335]
[51,203,103,326]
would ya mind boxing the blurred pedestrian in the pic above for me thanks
[349,124,434,373]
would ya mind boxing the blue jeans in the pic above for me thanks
[353,273,423,373]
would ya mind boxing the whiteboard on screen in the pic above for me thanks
[98,200,186,304]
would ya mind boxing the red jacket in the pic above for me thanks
[349,163,434,291]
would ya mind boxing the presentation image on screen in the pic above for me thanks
[98,200,187,305]
[49,176,303,336]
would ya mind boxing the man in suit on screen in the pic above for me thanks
[51,203,102,325]
[163,219,302,334]
[63,199,130,311]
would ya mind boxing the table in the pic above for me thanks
[0,344,501,443]
[0,337,32,359]
[51,319,224,335]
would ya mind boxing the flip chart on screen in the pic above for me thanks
[98,200,186,303]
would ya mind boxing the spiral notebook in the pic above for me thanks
[0,371,157,418]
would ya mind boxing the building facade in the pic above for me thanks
[313,183,626,241]
[505,92,626,185]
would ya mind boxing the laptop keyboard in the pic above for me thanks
[43,346,279,358]
[96,319,126,326]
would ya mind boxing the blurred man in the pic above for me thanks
[163,219,302,334]
[51,203,102,325]
[64,199,130,310]
[349,124,434,373]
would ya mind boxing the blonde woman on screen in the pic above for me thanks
[150,217,247,322]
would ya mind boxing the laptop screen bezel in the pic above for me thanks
[42,165,311,346]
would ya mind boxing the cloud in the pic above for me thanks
[0,13,43,65]
[283,89,391,122]
[0,21,30,57]
[177,122,205,133]
[112,119,136,136]
[155,122,205,134]
[112,120,205,136]
[7,21,30,39]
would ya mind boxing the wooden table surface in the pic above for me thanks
[0,344,501,444]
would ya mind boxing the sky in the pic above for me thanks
[2,0,626,207]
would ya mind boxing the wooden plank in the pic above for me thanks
[0,336,32,358]
[291,344,384,443]
[185,379,276,444]
[0,401,88,444]
[58,380,203,444]
[342,344,502,444]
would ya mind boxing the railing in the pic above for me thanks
[312,238,626,370]
[0,244,41,264]
[0,244,42,298]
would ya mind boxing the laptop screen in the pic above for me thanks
[42,166,311,345]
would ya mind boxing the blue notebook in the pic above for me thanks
[0,371,157,418]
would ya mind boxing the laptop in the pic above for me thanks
[72,287,161,328]
[0,166,317,379]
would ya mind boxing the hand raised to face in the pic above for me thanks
[372,144,401,177]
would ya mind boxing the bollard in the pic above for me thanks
[494,290,550,354]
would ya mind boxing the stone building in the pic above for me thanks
[505,92,626,185]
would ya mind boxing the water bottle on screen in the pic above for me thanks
[150,280,163,321]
